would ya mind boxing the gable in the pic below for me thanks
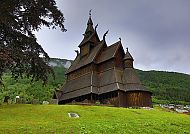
[66,40,105,74]
[78,31,100,47]
[115,45,125,68]
[96,41,124,64]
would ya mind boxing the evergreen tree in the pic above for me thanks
[0,0,66,84]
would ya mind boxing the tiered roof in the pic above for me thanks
[57,15,152,101]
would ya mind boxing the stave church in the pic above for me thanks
[54,13,152,107]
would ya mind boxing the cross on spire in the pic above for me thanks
[89,9,92,17]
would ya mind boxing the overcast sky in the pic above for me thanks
[35,0,190,74]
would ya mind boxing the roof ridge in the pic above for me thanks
[79,30,100,47]
[107,41,121,48]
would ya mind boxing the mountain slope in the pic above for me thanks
[136,70,190,104]
[49,58,72,68]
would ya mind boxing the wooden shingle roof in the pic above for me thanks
[59,86,98,101]
[78,16,100,47]
[66,40,105,74]
[59,72,99,101]
[96,41,122,63]
[123,68,151,93]
[78,30,100,47]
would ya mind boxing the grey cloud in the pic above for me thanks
[36,0,190,74]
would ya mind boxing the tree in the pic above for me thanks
[0,0,66,84]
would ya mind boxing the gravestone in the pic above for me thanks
[49,99,58,104]
[32,99,40,104]
[15,96,21,104]
[4,96,10,104]
[175,109,188,113]
[42,101,49,105]
[68,113,79,118]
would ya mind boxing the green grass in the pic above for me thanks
[0,104,189,134]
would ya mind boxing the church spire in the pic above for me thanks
[84,10,95,36]
[87,10,93,25]
[79,11,100,47]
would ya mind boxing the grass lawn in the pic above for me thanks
[0,104,189,134]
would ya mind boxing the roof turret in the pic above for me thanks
[124,48,134,61]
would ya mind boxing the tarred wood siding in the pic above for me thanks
[58,16,153,107]
[91,35,99,45]
[124,60,133,68]
[59,93,98,104]
[99,91,119,106]
[67,65,92,81]
[97,59,114,73]
[126,91,152,107]
[118,91,127,107]
[114,47,125,69]
[80,44,89,57]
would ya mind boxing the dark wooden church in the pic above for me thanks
[55,14,152,107]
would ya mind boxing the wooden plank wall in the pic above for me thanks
[126,91,152,107]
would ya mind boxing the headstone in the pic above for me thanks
[49,99,58,104]
[4,96,10,103]
[175,109,188,113]
[68,113,79,118]
[32,99,40,104]
[42,101,49,105]
[184,105,190,109]
[168,106,174,109]
[15,96,21,104]
[142,107,153,110]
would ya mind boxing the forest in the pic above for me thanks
[0,60,190,105]
[0,66,66,104]
[137,70,190,104]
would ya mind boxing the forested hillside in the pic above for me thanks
[137,70,190,104]
[0,58,190,105]
[0,67,66,104]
